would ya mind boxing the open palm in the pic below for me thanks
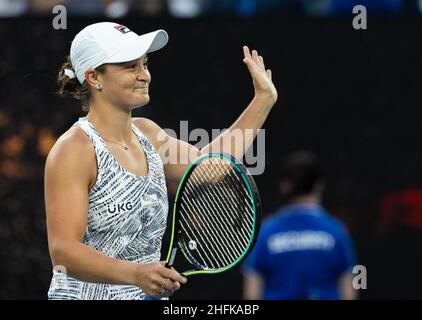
[243,46,278,107]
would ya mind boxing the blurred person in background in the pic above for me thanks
[63,0,103,16]
[201,0,299,16]
[243,151,358,300]
[30,0,68,14]
[133,0,167,17]
[103,0,131,18]
[167,0,205,17]
[30,0,129,17]
[329,0,403,14]
[301,0,405,16]
[300,0,331,16]
[0,0,28,17]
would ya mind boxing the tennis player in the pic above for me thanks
[45,22,277,300]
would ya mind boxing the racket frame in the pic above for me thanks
[165,152,261,276]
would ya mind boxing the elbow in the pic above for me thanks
[49,240,65,267]
[48,238,75,269]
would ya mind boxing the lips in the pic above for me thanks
[135,87,148,92]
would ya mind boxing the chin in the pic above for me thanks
[131,95,150,109]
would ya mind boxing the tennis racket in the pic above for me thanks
[165,152,261,276]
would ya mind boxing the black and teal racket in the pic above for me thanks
[165,152,261,276]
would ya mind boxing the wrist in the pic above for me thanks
[122,260,141,286]
[253,94,276,110]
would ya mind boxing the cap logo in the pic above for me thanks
[114,25,131,34]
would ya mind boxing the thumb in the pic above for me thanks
[243,57,258,73]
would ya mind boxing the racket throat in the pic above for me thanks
[166,247,178,268]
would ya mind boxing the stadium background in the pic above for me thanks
[0,0,421,299]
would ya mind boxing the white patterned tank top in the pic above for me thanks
[48,117,169,300]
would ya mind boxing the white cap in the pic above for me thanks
[69,22,168,84]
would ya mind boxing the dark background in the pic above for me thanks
[1,15,421,299]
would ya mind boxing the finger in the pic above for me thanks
[154,284,165,297]
[267,69,272,80]
[166,268,187,284]
[252,50,262,69]
[259,55,266,71]
[243,45,252,61]
[163,279,181,291]
[157,262,182,283]
[151,274,163,287]
[173,281,181,291]
[162,288,174,297]
[251,50,258,64]
[257,56,265,72]
[158,278,176,297]
[243,46,256,66]
[243,53,260,73]
[161,277,182,292]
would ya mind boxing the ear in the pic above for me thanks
[84,68,99,89]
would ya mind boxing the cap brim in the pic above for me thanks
[103,29,168,64]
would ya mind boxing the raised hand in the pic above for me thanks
[242,46,278,108]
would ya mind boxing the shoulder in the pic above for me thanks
[319,210,347,230]
[259,212,284,238]
[313,209,351,238]
[132,117,162,133]
[262,207,292,227]
[45,126,96,184]
[132,117,170,150]
[47,126,93,161]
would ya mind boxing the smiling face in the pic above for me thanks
[89,54,151,110]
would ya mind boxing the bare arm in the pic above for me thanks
[339,272,358,300]
[45,128,186,296]
[243,271,264,300]
[136,46,277,183]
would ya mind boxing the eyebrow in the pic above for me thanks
[111,55,148,68]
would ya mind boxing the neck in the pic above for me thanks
[288,194,321,205]
[87,100,134,144]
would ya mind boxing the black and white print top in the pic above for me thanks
[48,117,168,300]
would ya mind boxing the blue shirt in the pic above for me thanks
[244,203,357,300]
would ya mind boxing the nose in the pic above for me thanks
[136,65,151,83]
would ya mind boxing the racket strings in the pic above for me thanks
[184,173,245,261]
[187,174,247,259]
[181,188,238,267]
[199,163,253,243]
[181,181,239,265]
[178,159,255,269]
[203,162,254,228]
[181,181,245,268]
[211,162,254,230]
[178,209,220,268]
[191,165,251,252]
